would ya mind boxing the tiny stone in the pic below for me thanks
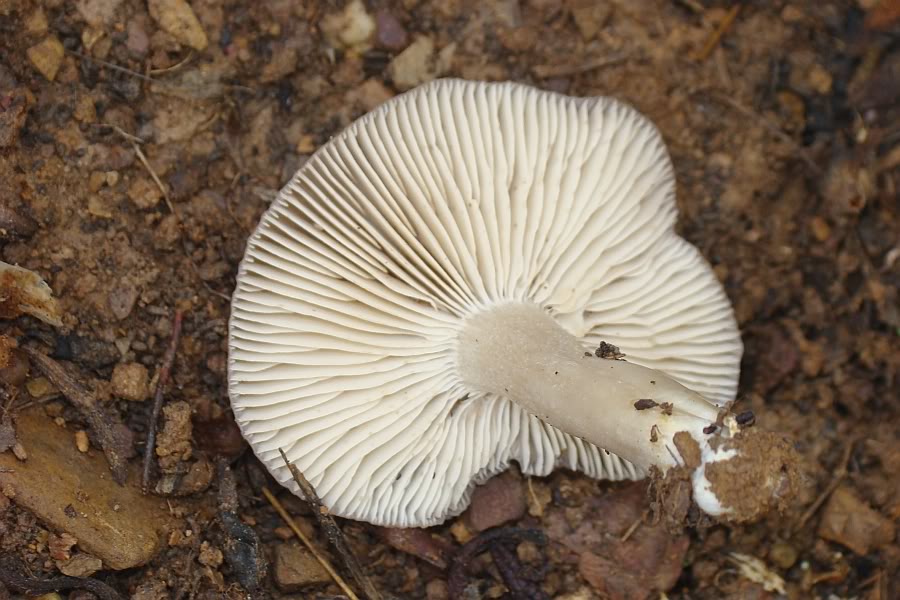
[12,442,27,460]
[449,519,473,544]
[110,363,150,402]
[273,543,332,591]
[48,532,78,561]
[808,64,833,95]
[88,171,106,193]
[466,471,526,532]
[26,376,58,399]
[425,579,449,600]
[127,178,163,209]
[87,196,113,219]
[74,430,90,453]
[516,540,541,563]
[25,7,48,35]
[27,37,65,81]
[769,542,797,569]
[147,0,209,50]
[810,216,830,241]
[388,36,435,91]
[376,9,408,50]
[58,553,103,577]
[107,283,139,320]
[198,541,223,567]
[320,0,376,52]
[126,20,150,56]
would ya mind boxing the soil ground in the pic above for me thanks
[0,1,898,599]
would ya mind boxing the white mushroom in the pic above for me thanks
[229,79,794,528]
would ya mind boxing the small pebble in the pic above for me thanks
[58,553,103,577]
[376,9,408,50]
[147,0,208,50]
[273,543,331,591]
[110,362,150,402]
[27,36,65,81]
[425,579,449,600]
[75,430,90,453]
[769,541,797,569]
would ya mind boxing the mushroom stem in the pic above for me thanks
[458,303,730,496]
[458,303,800,522]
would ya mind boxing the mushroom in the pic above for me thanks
[229,79,798,528]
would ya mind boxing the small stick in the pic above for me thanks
[142,309,184,493]
[794,438,856,532]
[22,347,128,484]
[124,131,232,303]
[262,487,359,600]
[693,4,741,62]
[279,449,383,600]
[65,49,156,83]
[0,557,123,600]
[149,51,195,76]
[129,137,175,216]
[532,54,628,79]
[620,512,645,542]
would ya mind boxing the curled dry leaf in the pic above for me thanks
[0,262,63,327]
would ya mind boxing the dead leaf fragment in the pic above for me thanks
[0,261,63,327]
[818,485,896,555]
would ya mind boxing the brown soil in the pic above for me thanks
[1,1,898,599]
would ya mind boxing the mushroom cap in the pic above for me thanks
[228,79,742,527]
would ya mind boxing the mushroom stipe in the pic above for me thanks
[228,79,800,528]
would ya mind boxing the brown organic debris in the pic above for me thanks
[448,528,549,600]
[22,346,129,484]
[280,449,382,600]
[703,429,802,523]
[465,471,526,532]
[547,483,689,600]
[634,399,658,411]
[818,486,896,555]
[0,262,63,327]
[0,557,123,600]
[595,341,625,360]
[218,461,267,593]
[142,309,183,492]
[378,527,451,570]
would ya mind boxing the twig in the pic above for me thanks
[149,51,195,76]
[142,309,184,493]
[65,49,157,83]
[67,49,256,95]
[693,4,741,61]
[532,53,628,79]
[217,461,267,593]
[130,138,175,215]
[262,487,359,600]
[122,131,232,302]
[489,537,549,600]
[93,123,144,144]
[22,346,128,484]
[794,438,856,532]
[279,449,383,600]
[448,528,547,600]
[620,513,645,542]
[0,557,124,600]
